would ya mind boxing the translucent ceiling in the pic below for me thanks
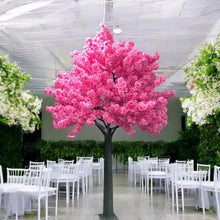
[0,0,220,97]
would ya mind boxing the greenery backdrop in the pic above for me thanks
[1,121,219,180]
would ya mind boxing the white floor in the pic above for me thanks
[1,172,217,220]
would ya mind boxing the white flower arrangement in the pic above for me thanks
[0,55,42,132]
[181,37,220,130]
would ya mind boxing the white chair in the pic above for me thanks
[93,158,104,185]
[137,156,149,161]
[78,159,93,194]
[46,160,56,168]
[0,165,3,184]
[0,168,30,219]
[174,164,200,213]
[201,165,220,220]
[77,157,93,191]
[7,168,29,184]
[59,159,74,166]
[18,168,51,220]
[48,168,60,216]
[166,163,176,208]
[133,161,142,186]
[186,159,194,172]
[149,157,158,161]
[128,157,135,183]
[196,163,211,182]
[175,160,187,165]
[139,160,149,192]
[148,160,169,196]
[58,158,64,163]
[70,163,80,203]
[0,165,3,208]
[29,161,45,170]
[50,163,73,204]
[76,156,93,162]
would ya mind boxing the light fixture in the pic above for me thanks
[113,27,122,34]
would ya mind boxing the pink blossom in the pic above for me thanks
[45,23,175,138]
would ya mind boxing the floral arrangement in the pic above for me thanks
[181,37,220,132]
[0,55,42,132]
[45,24,175,139]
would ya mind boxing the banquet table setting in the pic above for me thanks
[0,157,104,220]
[128,156,220,219]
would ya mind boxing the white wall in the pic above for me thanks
[41,97,182,142]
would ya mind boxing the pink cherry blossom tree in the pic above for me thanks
[45,24,175,219]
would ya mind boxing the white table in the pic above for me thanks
[0,183,31,219]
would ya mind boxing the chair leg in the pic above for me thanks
[85,176,88,194]
[98,169,101,185]
[134,170,137,186]
[181,188,184,211]
[72,181,75,205]
[82,177,85,194]
[147,176,149,194]
[38,197,41,220]
[90,173,93,189]
[66,182,69,204]
[45,196,48,220]
[201,187,206,215]
[77,180,80,199]
[55,189,58,216]
[144,176,147,193]
[176,186,179,213]
[215,191,220,220]
[171,182,174,211]
[151,177,153,197]
[141,175,143,190]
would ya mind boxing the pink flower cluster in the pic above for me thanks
[45,24,175,139]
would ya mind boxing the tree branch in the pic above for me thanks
[111,125,119,136]
[112,72,117,83]
[94,119,106,136]
[97,117,108,127]
[93,106,105,111]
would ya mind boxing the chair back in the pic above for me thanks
[29,161,45,170]
[137,156,149,161]
[148,157,158,164]
[99,158,104,170]
[175,160,187,165]
[148,159,168,173]
[60,160,74,166]
[27,168,51,192]
[69,163,80,178]
[0,165,3,184]
[174,163,187,182]
[47,160,56,168]
[58,158,64,163]
[186,159,194,172]
[139,160,148,176]
[76,156,93,162]
[7,168,29,184]
[158,158,170,164]
[214,165,220,185]
[197,163,211,181]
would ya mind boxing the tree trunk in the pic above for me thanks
[100,127,118,220]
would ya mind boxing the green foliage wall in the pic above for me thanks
[22,126,200,167]
[197,124,220,168]
[0,122,22,177]
[1,121,219,177]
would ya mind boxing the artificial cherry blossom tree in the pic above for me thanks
[45,24,175,219]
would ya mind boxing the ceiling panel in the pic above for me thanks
[0,0,219,97]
